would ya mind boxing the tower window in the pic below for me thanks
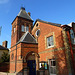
[21,25,25,32]
[25,26,29,32]
[14,28,15,33]
[21,25,29,32]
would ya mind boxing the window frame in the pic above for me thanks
[35,29,40,37]
[13,27,15,33]
[25,26,29,32]
[47,35,54,48]
[49,59,56,74]
[21,25,25,32]
[21,25,29,32]
[70,29,75,44]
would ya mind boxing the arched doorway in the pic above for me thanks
[25,51,38,75]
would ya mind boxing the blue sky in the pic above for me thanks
[0,0,75,48]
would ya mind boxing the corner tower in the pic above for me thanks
[11,7,33,47]
[10,8,38,73]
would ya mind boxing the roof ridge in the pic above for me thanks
[21,31,29,41]
[0,45,9,50]
[17,31,36,44]
[36,19,61,27]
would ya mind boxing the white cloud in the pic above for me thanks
[0,0,9,4]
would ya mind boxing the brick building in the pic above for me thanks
[10,7,75,75]
[0,41,9,72]
[0,41,9,61]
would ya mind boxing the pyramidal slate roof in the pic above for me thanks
[18,31,37,44]
[0,45,9,50]
[17,7,33,21]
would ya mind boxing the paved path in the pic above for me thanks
[0,72,16,75]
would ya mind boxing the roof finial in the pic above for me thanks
[21,7,25,10]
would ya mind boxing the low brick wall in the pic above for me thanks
[0,62,9,72]
[0,70,48,75]
[37,70,49,75]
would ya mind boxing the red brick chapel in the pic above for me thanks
[10,7,75,75]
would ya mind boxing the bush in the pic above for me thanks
[1,52,10,63]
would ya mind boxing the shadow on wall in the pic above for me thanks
[53,31,69,75]
[16,68,29,75]
[54,50,69,75]
[16,32,69,75]
[0,62,9,72]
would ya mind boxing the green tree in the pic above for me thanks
[1,52,10,63]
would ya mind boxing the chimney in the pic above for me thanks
[2,41,8,48]
[28,12,31,16]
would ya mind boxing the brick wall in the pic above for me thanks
[10,43,22,73]
[10,42,38,73]
[32,21,69,75]
[10,15,34,73]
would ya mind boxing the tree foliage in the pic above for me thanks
[1,52,10,63]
